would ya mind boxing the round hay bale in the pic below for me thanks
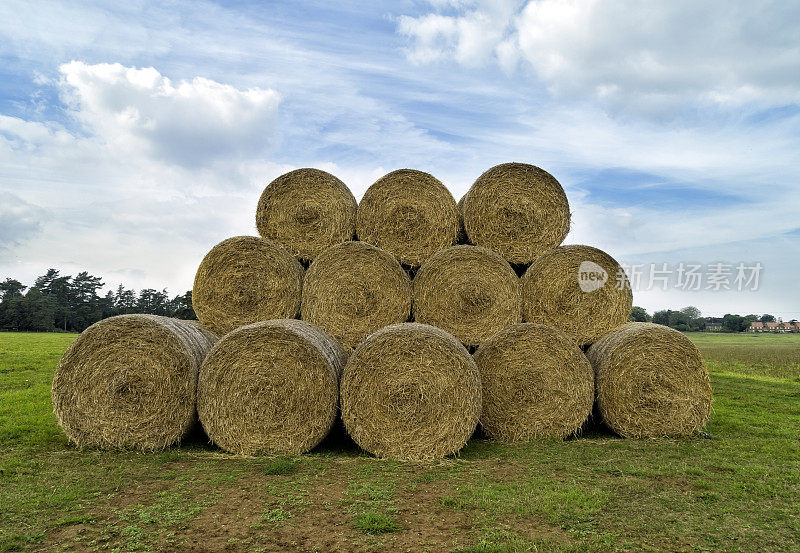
[521,244,632,346]
[192,236,303,335]
[255,168,357,261]
[473,323,593,442]
[356,169,459,266]
[340,323,481,460]
[302,241,411,349]
[587,322,712,438]
[197,319,347,455]
[51,315,217,450]
[461,162,570,264]
[412,245,521,346]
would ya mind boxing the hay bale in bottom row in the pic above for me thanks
[587,322,713,438]
[474,323,594,442]
[51,315,217,450]
[340,323,481,460]
[197,319,347,455]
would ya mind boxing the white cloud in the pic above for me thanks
[0,192,46,248]
[398,0,800,112]
[398,1,523,67]
[58,61,281,168]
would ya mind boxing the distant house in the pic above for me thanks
[749,321,799,333]
[705,317,724,331]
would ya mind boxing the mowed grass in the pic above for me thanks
[687,331,800,380]
[0,331,799,552]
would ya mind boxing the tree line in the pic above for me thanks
[0,269,195,333]
[629,306,788,332]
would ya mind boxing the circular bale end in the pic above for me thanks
[340,323,481,460]
[474,323,593,442]
[412,245,521,346]
[51,315,217,450]
[197,319,347,455]
[356,169,459,266]
[587,322,712,437]
[461,162,570,264]
[302,241,411,349]
[192,236,303,335]
[521,244,632,346]
[256,168,357,261]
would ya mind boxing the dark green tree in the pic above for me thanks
[114,285,138,314]
[722,314,748,332]
[760,314,776,323]
[21,288,56,331]
[0,278,26,299]
[137,289,169,315]
[169,291,196,320]
[629,306,650,322]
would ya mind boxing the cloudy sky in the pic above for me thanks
[1,0,798,318]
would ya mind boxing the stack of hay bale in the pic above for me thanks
[52,163,713,460]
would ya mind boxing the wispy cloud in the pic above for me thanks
[0,0,798,316]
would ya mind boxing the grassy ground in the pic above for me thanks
[1,331,798,552]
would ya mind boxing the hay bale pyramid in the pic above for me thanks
[53,163,712,459]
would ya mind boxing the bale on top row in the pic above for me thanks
[356,169,460,267]
[256,168,357,262]
[460,162,571,265]
[253,163,571,269]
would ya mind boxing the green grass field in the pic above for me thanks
[1,331,798,552]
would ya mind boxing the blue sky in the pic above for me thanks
[1,0,799,318]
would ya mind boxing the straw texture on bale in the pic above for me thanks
[192,236,303,335]
[461,162,570,264]
[412,245,521,346]
[340,323,481,460]
[256,168,357,261]
[474,323,593,442]
[521,245,632,346]
[587,322,713,438]
[197,319,347,455]
[302,241,411,349]
[356,169,459,266]
[52,315,217,450]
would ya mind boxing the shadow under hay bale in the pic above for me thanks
[587,322,713,438]
[340,323,481,460]
[521,244,632,347]
[52,315,217,451]
[256,168,357,262]
[412,245,521,346]
[197,319,346,455]
[301,241,411,349]
[192,236,303,335]
[356,169,459,267]
[473,323,594,442]
[460,162,570,265]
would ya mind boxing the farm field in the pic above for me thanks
[0,331,798,553]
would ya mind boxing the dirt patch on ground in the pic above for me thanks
[39,457,573,552]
